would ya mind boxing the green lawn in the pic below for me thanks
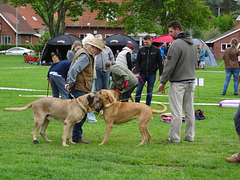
[0,56,240,179]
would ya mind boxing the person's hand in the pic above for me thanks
[46,77,50,82]
[123,80,129,88]
[65,83,70,90]
[158,76,161,81]
[135,74,140,78]
[157,84,165,94]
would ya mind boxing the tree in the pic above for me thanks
[205,0,223,16]
[97,0,212,35]
[205,0,240,17]
[3,0,118,38]
[211,14,237,33]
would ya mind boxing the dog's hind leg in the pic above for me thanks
[99,123,113,145]
[146,128,151,144]
[31,117,45,144]
[138,122,148,146]
[40,118,52,142]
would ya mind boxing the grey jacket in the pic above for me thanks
[160,32,197,85]
[109,64,138,93]
[66,50,76,61]
[95,46,115,72]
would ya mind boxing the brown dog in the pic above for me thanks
[96,89,167,146]
[3,93,104,147]
[51,52,60,63]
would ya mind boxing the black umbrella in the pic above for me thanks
[104,34,139,54]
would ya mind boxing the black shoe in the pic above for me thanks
[222,92,226,95]
[73,138,90,144]
[234,93,238,96]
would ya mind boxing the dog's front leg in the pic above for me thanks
[62,121,71,147]
[68,124,75,144]
[99,123,113,145]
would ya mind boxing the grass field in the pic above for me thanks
[1,56,240,179]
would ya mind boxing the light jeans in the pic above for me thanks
[87,79,97,122]
[95,70,109,91]
[168,82,195,142]
[49,74,69,99]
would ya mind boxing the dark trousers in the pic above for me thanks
[120,85,138,102]
[71,90,87,140]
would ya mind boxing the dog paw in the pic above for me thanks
[47,140,53,142]
[33,140,39,144]
[62,144,69,147]
[98,142,105,145]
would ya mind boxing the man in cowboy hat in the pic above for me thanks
[65,38,106,144]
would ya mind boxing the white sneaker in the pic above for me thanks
[88,119,98,123]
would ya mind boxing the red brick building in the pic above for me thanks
[0,1,44,45]
[206,23,240,59]
[64,0,124,39]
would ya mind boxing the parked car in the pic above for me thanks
[0,47,36,55]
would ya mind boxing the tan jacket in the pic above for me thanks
[72,47,94,92]
[223,47,240,68]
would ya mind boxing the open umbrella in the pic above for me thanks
[104,34,139,54]
[152,35,175,47]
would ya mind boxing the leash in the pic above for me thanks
[47,81,50,97]
[138,75,160,89]
[68,89,75,99]
[119,86,169,102]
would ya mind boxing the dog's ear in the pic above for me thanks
[87,95,94,105]
[107,93,115,103]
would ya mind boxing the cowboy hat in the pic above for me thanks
[87,38,107,54]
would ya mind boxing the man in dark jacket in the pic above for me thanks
[134,35,163,106]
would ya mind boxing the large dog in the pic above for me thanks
[3,93,104,147]
[96,89,167,146]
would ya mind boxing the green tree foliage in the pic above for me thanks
[211,14,237,33]
[205,0,240,17]
[3,0,117,38]
[97,0,212,35]
[205,0,222,17]
[39,31,51,44]
[201,27,221,41]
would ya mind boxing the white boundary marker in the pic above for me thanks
[143,101,219,106]
[2,67,38,69]
[19,94,51,97]
[0,87,46,92]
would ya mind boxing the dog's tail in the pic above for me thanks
[151,104,167,114]
[3,102,33,111]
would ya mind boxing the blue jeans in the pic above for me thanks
[49,74,69,99]
[135,74,156,106]
[72,90,87,140]
[222,68,239,95]
[95,70,109,91]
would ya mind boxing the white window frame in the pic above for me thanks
[32,16,38,21]
[221,43,231,52]
[25,36,29,43]
[105,34,113,38]
[1,35,11,44]
[79,34,87,40]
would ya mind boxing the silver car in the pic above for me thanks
[0,47,36,55]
